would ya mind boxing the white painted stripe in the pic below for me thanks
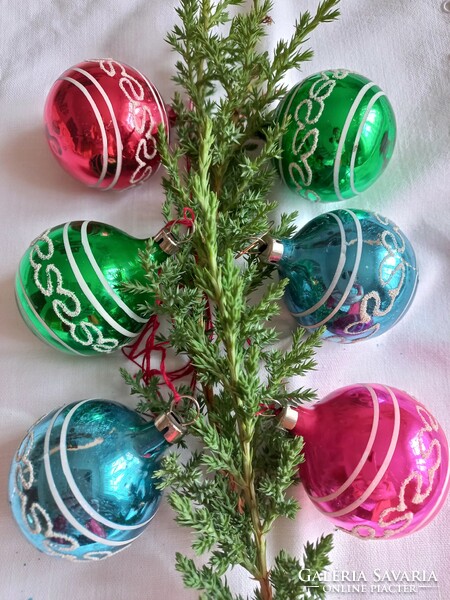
[62,223,138,338]
[80,221,147,324]
[62,77,108,188]
[43,406,137,547]
[333,81,376,201]
[301,209,363,329]
[312,385,380,502]
[59,400,154,531]
[316,385,401,518]
[349,91,386,195]
[73,68,124,191]
[134,66,169,136]
[291,212,347,317]
[133,67,170,180]
[17,275,84,356]
[277,83,302,188]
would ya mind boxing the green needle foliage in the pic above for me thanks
[122,1,340,598]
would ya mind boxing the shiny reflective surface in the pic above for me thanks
[44,59,168,191]
[9,399,168,560]
[16,221,167,355]
[278,209,418,343]
[291,384,450,539]
[276,70,396,202]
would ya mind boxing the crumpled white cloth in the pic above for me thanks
[0,1,449,599]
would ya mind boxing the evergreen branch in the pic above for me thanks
[176,554,246,600]
[122,1,341,598]
[271,536,333,600]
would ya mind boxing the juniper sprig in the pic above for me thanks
[122,1,340,598]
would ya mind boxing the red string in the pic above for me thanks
[165,206,196,231]
[204,295,214,341]
[122,208,197,404]
[255,403,282,416]
[122,312,197,403]
[165,104,177,127]
[122,204,270,416]
[123,212,271,417]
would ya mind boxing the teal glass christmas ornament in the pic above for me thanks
[276,70,396,202]
[8,399,180,561]
[261,209,418,343]
[15,221,178,356]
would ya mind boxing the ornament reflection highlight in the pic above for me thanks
[44,59,169,190]
[284,384,450,539]
[9,399,168,560]
[272,209,418,343]
[276,70,396,202]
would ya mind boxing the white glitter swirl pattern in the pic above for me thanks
[98,59,161,186]
[347,401,442,540]
[14,431,82,559]
[296,212,417,343]
[283,70,348,200]
[12,412,134,561]
[341,213,415,341]
[27,229,119,353]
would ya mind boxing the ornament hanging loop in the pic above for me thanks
[236,235,268,259]
[257,410,279,419]
[166,207,196,243]
[154,395,200,443]
[154,207,196,255]
[170,395,201,426]
[256,398,283,418]
[236,221,275,258]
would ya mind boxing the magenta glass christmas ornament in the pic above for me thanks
[44,59,169,191]
[280,384,450,539]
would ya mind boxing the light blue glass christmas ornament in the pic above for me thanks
[9,399,181,561]
[262,209,418,343]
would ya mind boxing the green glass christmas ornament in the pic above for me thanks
[15,221,178,356]
[276,70,396,202]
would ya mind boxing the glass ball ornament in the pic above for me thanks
[276,70,396,202]
[280,384,450,539]
[15,220,178,356]
[9,399,172,560]
[261,209,418,343]
[44,59,169,191]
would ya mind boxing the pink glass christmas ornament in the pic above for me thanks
[281,384,450,539]
[44,59,169,191]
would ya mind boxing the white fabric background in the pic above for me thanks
[0,1,449,599]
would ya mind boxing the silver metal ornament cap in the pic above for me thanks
[279,405,299,431]
[154,412,186,443]
[154,229,180,255]
[259,235,284,263]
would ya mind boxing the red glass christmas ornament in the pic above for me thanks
[44,59,169,191]
[280,384,450,539]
